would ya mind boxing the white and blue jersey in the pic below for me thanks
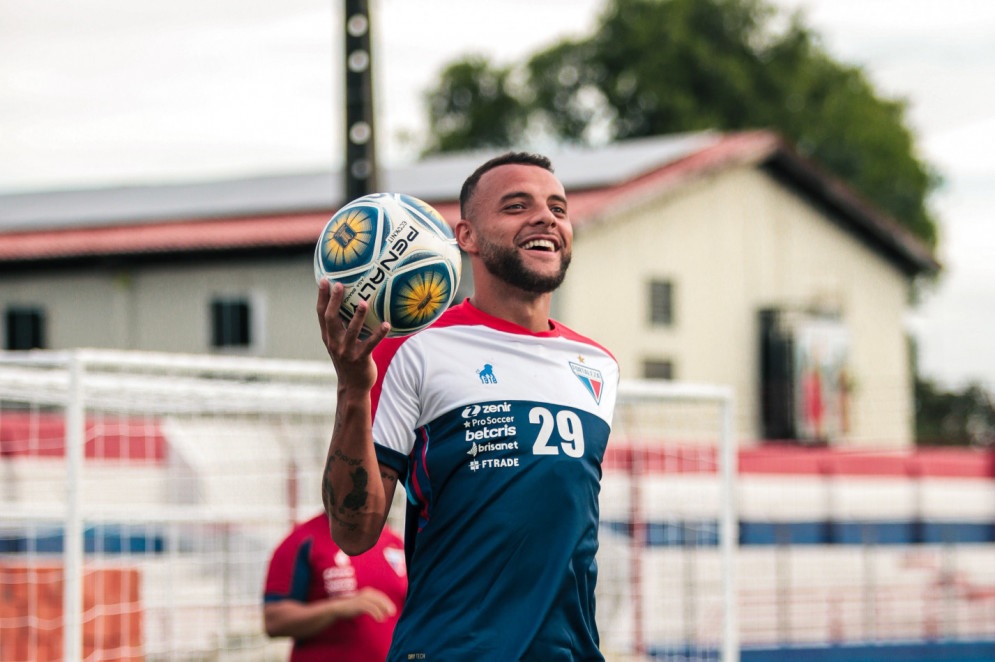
[371,299,619,662]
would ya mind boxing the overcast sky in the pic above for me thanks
[1,0,993,393]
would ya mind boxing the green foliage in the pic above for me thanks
[915,378,995,447]
[420,57,528,154]
[419,0,939,247]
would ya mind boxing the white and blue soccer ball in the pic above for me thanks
[314,192,462,338]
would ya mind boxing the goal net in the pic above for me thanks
[600,380,737,662]
[0,351,737,661]
[0,350,337,661]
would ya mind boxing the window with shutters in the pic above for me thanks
[642,359,674,381]
[649,279,674,327]
[211,298,252,348]
[5,306,46,350]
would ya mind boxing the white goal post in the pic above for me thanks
[0,350,737,662]
[603,379,738,662]
[0,349,336,662]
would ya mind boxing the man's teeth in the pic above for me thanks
[523,239,555,251]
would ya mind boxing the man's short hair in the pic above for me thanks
[459,152,554,219]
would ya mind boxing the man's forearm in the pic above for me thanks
[322,389,388,555]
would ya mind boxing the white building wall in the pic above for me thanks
[0,257,327,361]
[563,165,914,447]
[747,169,914,446]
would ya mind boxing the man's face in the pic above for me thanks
[464,163,573,293]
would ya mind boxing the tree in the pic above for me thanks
[419,0,939,247]
[915,378,995,447]
[420,57,529,154]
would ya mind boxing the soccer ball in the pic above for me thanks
[314,192,462,338]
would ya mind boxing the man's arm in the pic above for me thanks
[263,587,398,639]
[316,280,396,554]
[320,392,399,554]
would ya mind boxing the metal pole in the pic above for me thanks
[63,351,85,662]
[629,445,645,656]
[719,392,739,661]
[343,0,379,200]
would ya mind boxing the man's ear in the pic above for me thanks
[455,219,477,255]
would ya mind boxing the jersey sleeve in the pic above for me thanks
[263,531,313,603]
[371,337,423,477]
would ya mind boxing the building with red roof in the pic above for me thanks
[0,130,939,447]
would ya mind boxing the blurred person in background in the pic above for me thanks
[263,512,406,662]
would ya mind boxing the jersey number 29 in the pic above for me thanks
[529,407,585,458]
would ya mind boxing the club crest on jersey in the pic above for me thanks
[383,547,406,577]
[476,363,497,384]
[569,361,604,404]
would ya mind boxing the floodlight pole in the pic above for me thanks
[343,0,379,200]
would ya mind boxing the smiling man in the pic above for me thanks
[316,152,620,661]
[457,153,573,305]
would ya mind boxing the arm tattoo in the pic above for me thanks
[323,448,370,514]
[332,448,362,466]
[342,466,369,510]
[322,470,362,532]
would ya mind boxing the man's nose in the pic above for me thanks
[533,206,558,226]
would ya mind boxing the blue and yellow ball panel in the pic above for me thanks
[316,203,389,283]
[376,253,457,336]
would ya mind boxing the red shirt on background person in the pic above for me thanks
[263,513,406,662]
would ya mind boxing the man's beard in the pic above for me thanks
[477,236,571,294]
